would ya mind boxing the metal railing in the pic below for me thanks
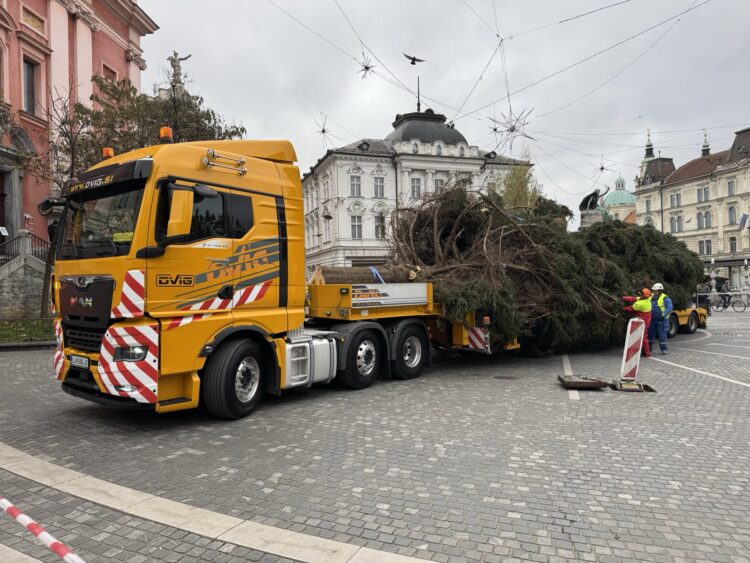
[0,231,51,266]
[696,291,749,312]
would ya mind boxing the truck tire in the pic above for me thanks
[340,330,382,389]
[667,314,678,339]
[686,312,699,334]
[202,339,264,419]
[392,325,429,380]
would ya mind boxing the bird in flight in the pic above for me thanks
[403,53,425,65]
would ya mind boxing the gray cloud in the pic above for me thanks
[140,0,750,223]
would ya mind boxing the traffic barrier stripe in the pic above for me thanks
[111,269,145,319]
[0,496,85,563]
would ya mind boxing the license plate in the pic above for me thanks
[70,355,89,369]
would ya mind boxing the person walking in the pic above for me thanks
[648,283,673,354]
[622,288,652,357]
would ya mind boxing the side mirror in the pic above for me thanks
[38,197,65,216]
[167,189,194,238]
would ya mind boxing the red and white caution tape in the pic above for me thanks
[0,496,85,563]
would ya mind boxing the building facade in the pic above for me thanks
[635,128,750,287]
[302,108,526,269]
[0,0,157,240]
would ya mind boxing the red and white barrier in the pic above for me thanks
[620,318,646,381]
[0,496,85,563]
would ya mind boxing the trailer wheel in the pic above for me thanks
[202,339,264,419]
[667,314,678,339]
[686,312,699,334]
[392,325,429,380]
[340,330,382,389]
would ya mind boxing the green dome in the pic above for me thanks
[602,188,636,208]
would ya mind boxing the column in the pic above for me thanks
[426,169,435,195]
[76,19,93,105]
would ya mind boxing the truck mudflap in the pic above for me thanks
[466,326,491,353]
[98,323,159,403]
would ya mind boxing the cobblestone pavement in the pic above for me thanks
[0,312,749,562]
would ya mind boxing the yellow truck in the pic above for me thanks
[41,134,504,419]
[667,306,707,338]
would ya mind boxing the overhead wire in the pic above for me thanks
[233,0,359,143]
[536,0,699,119]
[458,0,713,121]
[508,0,633,40]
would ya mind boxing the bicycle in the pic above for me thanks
[711,293,747,313]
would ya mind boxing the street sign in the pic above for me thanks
[620,318,646,381]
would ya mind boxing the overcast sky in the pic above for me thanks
[139,0,750,225]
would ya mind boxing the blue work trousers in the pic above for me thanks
[648,317,668,352]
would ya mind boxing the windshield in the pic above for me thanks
[58,180,146,260]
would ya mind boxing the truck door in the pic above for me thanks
[228,189,284,335]
[146,181,235,336]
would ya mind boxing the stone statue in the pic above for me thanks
[578,186,610,212]
[167,51,191,85]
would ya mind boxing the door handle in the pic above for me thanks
[217,284,233,300]
[207,257,232,265]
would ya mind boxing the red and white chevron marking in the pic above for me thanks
[111,269,145,319]
[98,323,159,403]
[53,319,64,380]
[467,326,488,351]
[620,318,646,381]
[166,280,272,330]
[0,496,85,563]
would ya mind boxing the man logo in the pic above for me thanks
[70,297,93,307]
[156,274,194,287]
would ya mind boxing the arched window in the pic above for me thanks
[697,212,704,229]
[670,217,676,233]
[676,216,683,232]
[645,217,654,227]
[412,143,418,154]
[728,206,737,225]
[459,146,465,157]
[436,144,442,155]
[704,211,712,228]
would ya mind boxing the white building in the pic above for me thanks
[302,108,526,269]
[635,128,750,287]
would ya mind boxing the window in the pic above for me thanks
[728,180,736,196]
[412,143,418,154]
[676,216,683,232]
[374,214,386,239]
[705,239,712,254]
[410,177,421,199]
[669,193,681,208]
[698,240,704,254]
[670,217,676,233]
[700,186,709,201]
[23,59,37,114]
[373,176,384,199]
[227,193,254,238]
[102,64,117,83]
[728,206,737,225]
[436,144,442,155]
[645,199,651,213]
[351,215,362,239]
[189,193,225,240]
[730,236,737,253]
[434,178,445,192]
[697,212,704,230]
[704,211,712,228]
[459,146,465,157]
[645,217,654,227]
[350,175,361,197]
[697,188,703,203]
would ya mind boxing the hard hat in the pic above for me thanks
[651,283,664,291]
[640,288,652,298]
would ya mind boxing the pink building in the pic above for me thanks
[0,0,157,240]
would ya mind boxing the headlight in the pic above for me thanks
[114,345,148,362]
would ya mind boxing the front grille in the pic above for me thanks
[64,326,106,352]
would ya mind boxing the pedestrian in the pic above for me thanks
[648,283,673,354]
[720,280,732,308]
[622,288,652,357]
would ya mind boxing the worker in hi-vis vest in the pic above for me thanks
[648,283,673,354]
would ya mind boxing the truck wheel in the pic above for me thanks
[202,339,264,419]
[392,325,429,380]
[686,312,699,334]
[667,314,678,338]
[340,330,382,389]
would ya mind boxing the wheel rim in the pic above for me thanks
[235,356,260,403]
[402,335,422,368]
[356,339,377,376]
[689,315,697,330]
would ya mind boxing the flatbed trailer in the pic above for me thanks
[667,307,708,338]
